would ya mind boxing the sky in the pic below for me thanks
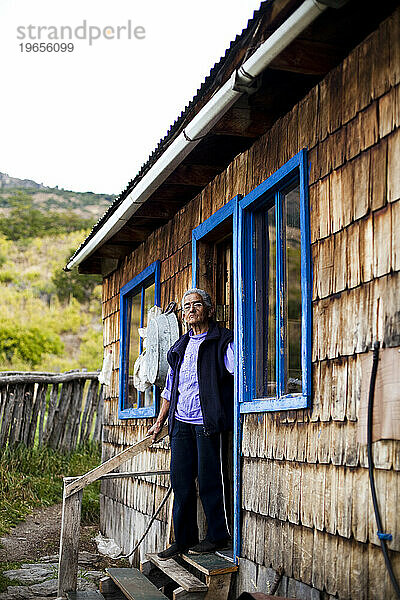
[0,0,262,195]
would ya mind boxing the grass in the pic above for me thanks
[0,442,102,536]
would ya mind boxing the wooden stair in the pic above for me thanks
[180,552,238,576]
[144,554,207,593]
[102,552,237,600]
[106,568,168,600]
[145,551,238,599]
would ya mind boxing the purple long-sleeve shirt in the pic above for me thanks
[161,330,234,425]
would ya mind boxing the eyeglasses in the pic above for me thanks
[182,301,204,312]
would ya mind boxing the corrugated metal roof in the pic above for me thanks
[68,1,269,266]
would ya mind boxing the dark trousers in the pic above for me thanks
[170,419,230,549]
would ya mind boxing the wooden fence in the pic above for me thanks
[0,371,104,450]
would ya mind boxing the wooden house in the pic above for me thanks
[68,1,400,597]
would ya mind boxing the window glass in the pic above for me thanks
[143,283,155,328]
[127,293,142,409]
[283,184,302,394]
[254,203,276,398]
[142,283,155,407]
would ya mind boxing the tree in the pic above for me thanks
[0,192,95,240]
[52,261,101,303]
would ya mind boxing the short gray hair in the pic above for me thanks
[181,288,213,309]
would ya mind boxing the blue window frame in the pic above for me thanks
[237,149,311,413]
[119,261,161,419]
[192,196,241,565]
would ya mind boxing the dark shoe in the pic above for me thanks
[157,543,184,560]
[188,538,231,555]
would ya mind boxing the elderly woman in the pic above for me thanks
[148,288,234,559]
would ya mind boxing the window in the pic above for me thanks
[192,195,240,330]
[238,150,311,412]
[119,261,160,418]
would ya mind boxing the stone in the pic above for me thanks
[0,561,101,600]
[77,553,102,567]
[38,557,58,564]
[28,580,59,596]
[39,553,101,567]
[0,587,32,600]
[3,565,57,585]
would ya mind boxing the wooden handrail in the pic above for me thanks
[64,424,168,498]
[58,424,170,596]
[63,470,170,482]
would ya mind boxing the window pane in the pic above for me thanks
[284,184,302,394]
[126,292,142,409]
[141,283,155,407]
[215,238,233,329]
[254,203,276,398]
[143,283,155,328]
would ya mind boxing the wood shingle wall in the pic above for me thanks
[239,9,400,600]
[100,8,400,598]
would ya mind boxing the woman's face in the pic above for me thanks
[182,293,211,328]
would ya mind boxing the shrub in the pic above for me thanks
[0,323,63,367]
[0,270,17,284]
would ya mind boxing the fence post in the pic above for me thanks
[0,371,101,449]
[58,479,83,597]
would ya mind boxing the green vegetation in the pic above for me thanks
[0,221,103,372]
[0,187,105,573]
[0,184,114,215]
[0,442,102,537]
[0,193,95,241]
[0,323,63,367]
[52,261,101,304]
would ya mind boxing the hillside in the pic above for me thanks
[0,172,114,219]
[0,181,106,373]
[0,230,103,372]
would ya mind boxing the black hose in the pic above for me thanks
[367,341,400,599]
[116,485,173,559]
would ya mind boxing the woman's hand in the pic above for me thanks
[147,419,164,442]
[147,397,170,442]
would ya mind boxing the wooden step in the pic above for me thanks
[145,553,208,593]
[181,552,238,576]
[67,592,105,600]
[106,567,168,600]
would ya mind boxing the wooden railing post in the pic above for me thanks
[58,479,83,597]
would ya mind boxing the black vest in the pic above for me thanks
[166,322,234,435]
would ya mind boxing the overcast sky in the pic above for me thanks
[0,0,261,195]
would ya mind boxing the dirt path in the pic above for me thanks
[0,504,98,564]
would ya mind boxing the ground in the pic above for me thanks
[0,505,129,599]
[0,504,98,563]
